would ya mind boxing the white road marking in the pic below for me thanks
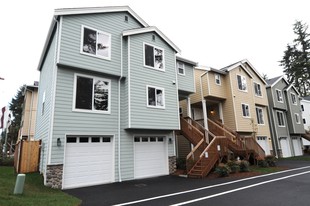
[114,166,310,206]
[171,170,310,206]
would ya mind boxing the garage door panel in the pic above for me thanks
[63,136,113,189]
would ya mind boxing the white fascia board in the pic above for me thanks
[285,84,300,96]
[123,26,181,53]
[241,59,267,85]
[54,6,149,27]
[176,56,198,66]
[227,63,253,79]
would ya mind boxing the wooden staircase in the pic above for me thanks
[302,130,310,142]
[179,117,265,178]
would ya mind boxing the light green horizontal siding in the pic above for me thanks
[129,33,179,130]
[59,12,143,76]
[177,61,195,93]
[50,67,119,164]
[34,33,57,172]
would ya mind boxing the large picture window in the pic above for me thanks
[81,26,111,60]
[276,111,285,126]
[242,103,250,117]
[237,75,247,91]
[147,86,165,108]
[74,74,111,113]
[291,93,297,105]
[256,107,264,124]
[144,43,164,70]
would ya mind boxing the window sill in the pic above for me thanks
[80,52,111,61]
[144,65,165,72]
[72,108,111,115]
[147,105,165,110]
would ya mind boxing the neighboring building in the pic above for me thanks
[266,76,305,157]
[34,6,195,189]
[178,59,272,157]
[18,82,39,140]
[301,96,310,147]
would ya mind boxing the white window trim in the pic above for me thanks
[237,74,248,92]
[177,62,185,76]
[275,89,283,103]
[241,103,250,118]
[276,111,285,127]
[291,92,297,105]
[256,106,265,125]
[295,113,301,124]
[143,42,165,72]
[72,73,111,114]
[80,25,112,60]
[146,85,165,109]
[215,74,221,85]
[254,82,263,97]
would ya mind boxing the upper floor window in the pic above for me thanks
[177,62,185,75]
[144,43,164,71]
[74,74,111,114]
[254,82,262,97]
[291,93,297,105]
[295,113,301,124]
[276,111,285,127]
[242,103,250,117]
[256,107,264,125]
[147,86,165,109]
[215,74,221,85]
[81,26,111,60]
[301,104,304,111]
[303,118,306,124]
[237,75,247,91]
[276,89,283,103]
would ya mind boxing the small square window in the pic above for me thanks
[125,15,128,22]
[142,137,148,142]
[177,62,185,75]
[79,137,89,143]
[157,137,164,142]
[215,74,221,85]
[102,137,111,142]
[134,137,140,142]
[67,137,77,143]
[91,137,100,143]
[150,137,156,142]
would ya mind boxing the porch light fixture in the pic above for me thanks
[210,109,215,115]
[168,138,172,144]
[57,138,61,147]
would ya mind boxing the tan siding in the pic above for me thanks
[256,106,271,138]
[179,99,188,117]
[208,72,227,99]
[190,69,205,104]
[222,72,236,130]
[177,135,191,159]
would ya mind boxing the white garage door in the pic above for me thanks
[63,136,113,189]
[292,137,303,156]
[256,136,270,155]
[280,137,291,158]
[134,136,168,179]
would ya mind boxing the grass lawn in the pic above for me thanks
[250,165,283,174]
[280,155,310,161]
[0,166,81,206]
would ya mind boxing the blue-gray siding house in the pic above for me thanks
[266,76,305,158]
[34,6,195,189]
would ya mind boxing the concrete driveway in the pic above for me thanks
[65,159,310,206]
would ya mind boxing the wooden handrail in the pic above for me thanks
[186,139,204,160]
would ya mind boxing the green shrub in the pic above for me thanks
[265,155,277,167]
[258,159,269,168]
[226,160,240,173]
[215,163,231,177]
[1,157,14,166]
[176,158,186,170]
[239,160,250,172]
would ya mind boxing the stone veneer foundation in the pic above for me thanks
[46,164,63,189]
[169,156,176,174]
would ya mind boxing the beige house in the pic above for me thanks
[179,59,272,156]
[19,82,39,140]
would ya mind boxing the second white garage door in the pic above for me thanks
[292,137,303,156]
[63,136,114,189]
[134,136,168,179]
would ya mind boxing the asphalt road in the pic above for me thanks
[65,160,310,206]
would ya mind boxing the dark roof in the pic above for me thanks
[303,96,310,101]
[266,76,282,86]
[220,61,241,72]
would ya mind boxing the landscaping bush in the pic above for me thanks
[239,160,250,172]
[226,160,240,173]
[1,157,14,166]
[265,155,277,167]
[258,159,269,168]
[176,158,186,170]
[215,163,231,177]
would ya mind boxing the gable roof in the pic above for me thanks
[266,75,289,88]
[123,27,181,53]
[38,6,150,71]
[54,6,149,27]
[284,84,300,96]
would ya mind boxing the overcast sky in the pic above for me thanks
[1,0,310,109]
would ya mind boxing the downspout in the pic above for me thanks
[118,35,123,182]
[27,89,34,140]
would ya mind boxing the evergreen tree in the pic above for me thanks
[280,21,310,96]
[8,85,25,143]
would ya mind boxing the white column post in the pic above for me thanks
[202,99,209,143]
[187,97,192,118]
[219,102,224,124]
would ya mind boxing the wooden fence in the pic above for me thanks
[14,140,41,173]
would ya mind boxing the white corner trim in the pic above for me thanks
[128,36,131,128]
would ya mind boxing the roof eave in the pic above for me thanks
[176,56,198,66]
